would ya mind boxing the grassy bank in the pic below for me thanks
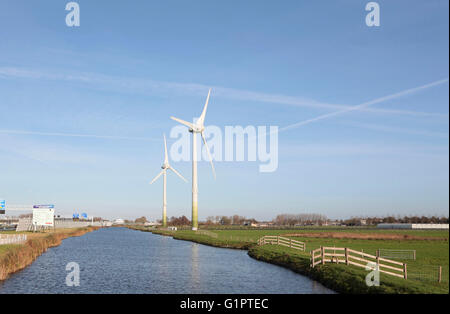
[128,225,449,294]
[128,225,253,249]
[0,227,99,280]
[248,244,448,294]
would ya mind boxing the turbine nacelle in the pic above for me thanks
[189,124,205,133]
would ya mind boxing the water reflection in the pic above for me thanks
[0,228,334,294]
[157,235,171,281]
[190,243,200,290]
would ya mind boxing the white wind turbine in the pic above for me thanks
[170,88,215,230]
[150,134,187,227]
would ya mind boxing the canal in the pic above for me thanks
[0,227,333,293]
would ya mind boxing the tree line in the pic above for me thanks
[132,213,449,226]
[273,214,328,226]
[204,215,257,225]
[342,215,449,226]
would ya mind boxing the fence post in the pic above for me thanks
[321,246,325,265]
[345,248,349,265]
[403,263,407,280]
[413,250,416,261]
[277,236,279,246]
[438,266,442,283]
[376,249,379,258]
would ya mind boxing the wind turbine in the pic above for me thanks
[170,88,215,230]
[150,134,187,227]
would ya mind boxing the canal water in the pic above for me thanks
[0,227,333,294]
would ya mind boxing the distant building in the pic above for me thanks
[255,222,273,228]
[144,221,161,226]
[113,218,125,225]
[377,223,449,230]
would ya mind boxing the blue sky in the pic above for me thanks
[0,0,448,221]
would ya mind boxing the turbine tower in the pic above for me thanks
[150,134,187,227]
[170,89,215,230]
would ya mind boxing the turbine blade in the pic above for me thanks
[163,134,168,164]
[150,170,164,184]
[198,88,211,126]
[170,116,195,129]
[201,131,216,179]
[169,166,188,182]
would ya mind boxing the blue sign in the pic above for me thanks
[0,200,5,211]
[81,213,88,219]
[73,213,79,219]
[33,204,54,209]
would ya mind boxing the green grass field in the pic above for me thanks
[131,226,449,294]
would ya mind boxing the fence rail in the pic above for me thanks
[0,234,27,245]
[311,246,408,280]
[259,238,443,284]
[257,235,305,251]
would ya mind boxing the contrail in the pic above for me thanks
[241,78,449,144]
[1,79,447,141]
[0,129,159,141]
[1,66,446,118]
[344,122,449,138]
[278,78,449,133]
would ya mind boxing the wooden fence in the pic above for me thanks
[311,246,408,279]
[0,234,27,245]
[257,235,305,251]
